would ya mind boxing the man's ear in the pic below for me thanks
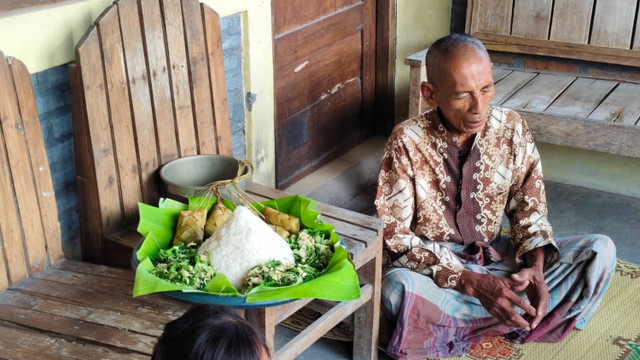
[421,81,438,108]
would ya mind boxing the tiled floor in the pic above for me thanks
[277,136,640,359]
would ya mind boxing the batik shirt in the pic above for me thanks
[375,106,559,288]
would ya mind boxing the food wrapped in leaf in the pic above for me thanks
[269,224,290,239]
[173,209,207,246]
[263,206,300,234]
[204,200,232,238]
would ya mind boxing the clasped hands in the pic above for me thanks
[455,247,548,331]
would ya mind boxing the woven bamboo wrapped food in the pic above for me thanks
[205,201,233,237]
[173,209,207,246]
[263,206,300,234]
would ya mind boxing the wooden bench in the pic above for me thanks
[69,0,383,358]
[0,50,195,359]
[406,0,640,158]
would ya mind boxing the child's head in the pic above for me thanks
[152,304,270,360]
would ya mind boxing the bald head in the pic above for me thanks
[426,33,489,86]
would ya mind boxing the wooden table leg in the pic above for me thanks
[352,232,383,360]
[245,307,277,355]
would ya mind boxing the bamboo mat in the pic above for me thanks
[281,259,640,360]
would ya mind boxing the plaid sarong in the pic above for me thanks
[381,234,617,359]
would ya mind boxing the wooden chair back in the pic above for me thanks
[466,0,640,67]
[71,0,233,264]
[0,52,64,291]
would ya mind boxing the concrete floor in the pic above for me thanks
[277,136,640,359]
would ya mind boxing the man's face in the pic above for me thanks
[422,46,495,140]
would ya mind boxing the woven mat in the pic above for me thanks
[280,259,640,360]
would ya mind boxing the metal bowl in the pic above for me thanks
[159,154,248,200]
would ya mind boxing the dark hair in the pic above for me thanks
[152,304,269,360]
[425,33,489,85]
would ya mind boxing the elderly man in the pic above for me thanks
[375,33,616,359]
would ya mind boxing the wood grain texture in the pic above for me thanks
[117,0,160,205]
[511,0,552,39]
[634,4,640,50]
[203,6,233,156]
[476,32,640,67]
[468,0,513,35]
[523,110,640,158]
[10,57,63,265]
[0,0,71,15]
[0,53,28,289]
[182,0,217,156]
[502,73,575,112]
[588,83,640,125]
[491,71,537,105]
[544,78,617,118]
[163,0,197,157]
[590,0,636,49]
[272,0,338,36]
[76,28,124,237]
[0,54,48,276]
[99,6,143,222]
[549,0,594,44]
[139,0,178,164]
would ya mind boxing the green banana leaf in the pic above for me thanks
[133,195,361,303]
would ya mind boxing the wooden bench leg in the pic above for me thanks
[245,307,277,356]
[353,233,383,360]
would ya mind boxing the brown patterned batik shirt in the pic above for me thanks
[375,106,559,288]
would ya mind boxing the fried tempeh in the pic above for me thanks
[263,206,299,234]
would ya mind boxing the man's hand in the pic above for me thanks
[455,270,536,330]
[511,247,549,330]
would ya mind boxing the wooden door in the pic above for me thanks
[273,0,376,188]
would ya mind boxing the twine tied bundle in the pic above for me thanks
[173,159,264,246]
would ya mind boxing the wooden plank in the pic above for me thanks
[549,0,594,44]
[12,277,187,322]
[511,0,552,39]
[139,0,178,164]
[77,28,124,237]
[522,110,640,158]
[590,0,637,49]
[0,0,72,15]
[545,78,618,118]
[99,6,143,222]
[0,323,148,360]
[275,4,363,73]
[182,0,217,155]
[475,32,640,67]
[468,0,513,35]
[0,304,156,354]
[588,83,640,125]
[9,57,64,265]
[54,259,133,281]
[275,31,362,122]
[490,71,537,106]
[272,0,337,36]
[0,289,166,337]
[70,63,104,264]
[245,181,383,231]
[0,55,26,289]
[275,284,371,360]
[361,0,376,122]
[0,53,48,275]
[635,4,640,50]
[502,73,575,112]
[492,68,511,83]
[202,5,233,155]
[162,0,197,157]
[117,0,159,204]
